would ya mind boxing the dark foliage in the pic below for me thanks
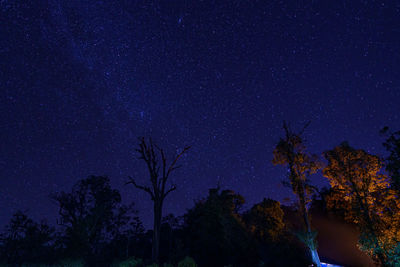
[0,211,56,265]
[159,214,186,264]
[51,175,143,266]
[181,188,259,267]
[244,200,311,266]
[381,127,400,192]
[0,182,329,266]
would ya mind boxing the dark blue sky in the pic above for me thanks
[1,0,400,228]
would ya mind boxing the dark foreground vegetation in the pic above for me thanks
[1,125,400,267]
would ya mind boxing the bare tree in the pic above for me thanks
[127,137,190,263]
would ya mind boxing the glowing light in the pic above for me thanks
[321,262,342,267]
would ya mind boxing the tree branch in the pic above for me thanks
[126,176,155,200]
[166,146,191,178]
[163,184,177,199]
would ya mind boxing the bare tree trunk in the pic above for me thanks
[152,200,162,264]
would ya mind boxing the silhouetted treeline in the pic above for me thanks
[0,176,310,266]
[1,126,400,266]
[0,176,151,266]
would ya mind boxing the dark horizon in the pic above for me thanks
[1,0,400,230]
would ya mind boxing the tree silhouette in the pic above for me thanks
[182,188,258,267]
[272,122,322,267]
[106,215,147,262]
[51,175,135,263]
[159,214,185,264]
[127,137,190,264]
[0,211,55,265]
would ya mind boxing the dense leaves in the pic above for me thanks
[243,198,285,242]
[182,188,258,267]
[323,142,400,266]
[51,175,142,265]
[0,211,56,265]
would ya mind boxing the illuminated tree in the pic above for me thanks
[322,142,400,265]
[243,198,285,242]
[272,122,321,267]
[127,137,190,264]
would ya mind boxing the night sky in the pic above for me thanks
[1,0,400,228]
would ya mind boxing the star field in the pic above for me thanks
[1,0,400,228]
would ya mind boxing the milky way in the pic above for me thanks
[1,0,400,228]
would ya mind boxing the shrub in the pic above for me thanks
[57,258,86,267]
[21,264,53,267]
[113,257,144,267]
[177,257,197,267]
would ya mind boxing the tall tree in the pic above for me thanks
[272,122,321,267]
[322,142,399,266]
[127,137,190,263]
[51,175,135,263]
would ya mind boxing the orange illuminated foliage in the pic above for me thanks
[323,142,400,265]
[243,198,285,242]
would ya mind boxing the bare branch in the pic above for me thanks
[166,146,191,178]
[160,148,167,180]
[126,176,154,200]
[299,121,311,136]
[163,184,177,199]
